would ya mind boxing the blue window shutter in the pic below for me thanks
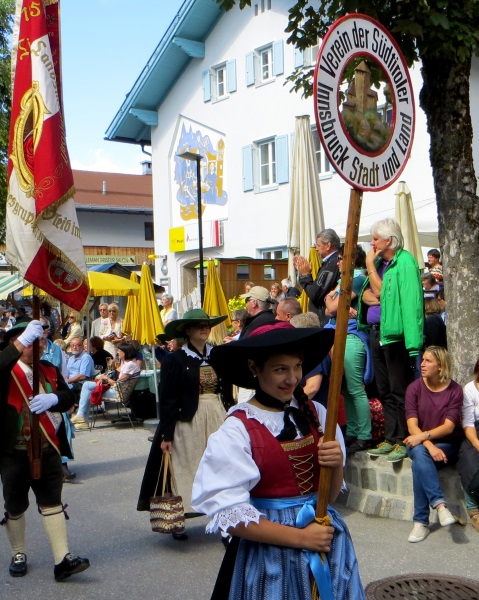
[275,135,289,184]
[242,145,254,191]
[202,70,211,102]
[226,59,237,93]
[246,52,255,86]
[294,47,304,68]
[272,40,284,76]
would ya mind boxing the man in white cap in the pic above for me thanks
[239,286,276,339]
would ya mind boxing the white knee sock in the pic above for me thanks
[5,513,26,556]
[41,506,69,565]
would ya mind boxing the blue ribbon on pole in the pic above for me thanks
[252,495,334,600]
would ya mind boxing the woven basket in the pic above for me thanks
[149,452,185,534]
[150,494,185,533]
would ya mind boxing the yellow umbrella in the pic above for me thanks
[23,271,140,298]
[122,272,140,335]
[133,264,164,344]
[203,259,230,346]
[133,264,164,420]
[299,246,321,313]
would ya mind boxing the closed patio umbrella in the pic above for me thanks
[394,181,424,269]
[202,259,230,345]
[288,115,325,286]
[122,272,140,335]
[299,246,321,313]
[133,264,164,419]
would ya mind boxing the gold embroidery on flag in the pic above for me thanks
[10,81,50,197]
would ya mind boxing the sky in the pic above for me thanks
[61,0,185,175]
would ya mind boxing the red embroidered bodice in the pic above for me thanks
[232,408,322,498]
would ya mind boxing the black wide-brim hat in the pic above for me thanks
[209,327,335,389]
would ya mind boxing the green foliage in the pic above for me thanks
[215,0,479,98]
[0,0,14,244]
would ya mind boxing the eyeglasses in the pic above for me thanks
[337,256,343,262]
[68,316,75,319]
[108,309,118,313]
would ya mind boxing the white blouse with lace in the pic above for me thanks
[191,400,346,533]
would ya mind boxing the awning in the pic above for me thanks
[0,273,26,300]
[88,263,117,272]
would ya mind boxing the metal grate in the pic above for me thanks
[365,573,479,600]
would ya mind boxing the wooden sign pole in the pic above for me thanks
[316,187,363,518]
[31,294,42,479]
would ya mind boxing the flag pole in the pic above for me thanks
[31,293,42,479]
[316,187,363,518]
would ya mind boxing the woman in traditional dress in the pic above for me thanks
[137,309,234,540]
[192,322,365,600]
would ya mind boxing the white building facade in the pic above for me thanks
[106,0,479,301]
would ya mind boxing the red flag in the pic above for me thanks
[6,0,89,311]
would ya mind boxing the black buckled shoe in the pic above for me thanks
[346,439,374,455]
[54,553,90,581]
[9,553,27,577]
[172,531,188,541]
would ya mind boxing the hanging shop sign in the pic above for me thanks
[314,14,414,191]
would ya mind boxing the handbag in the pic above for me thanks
[149,452,186,534]
[89,381,110,406]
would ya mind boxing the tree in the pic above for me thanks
[216,0,479,383]
[0,0,14,245]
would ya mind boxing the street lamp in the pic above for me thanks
[177,150,205,305]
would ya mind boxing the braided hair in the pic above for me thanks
[294,384,322,434]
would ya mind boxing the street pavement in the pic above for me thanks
[2,423,479,599]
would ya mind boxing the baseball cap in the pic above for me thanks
[240,286,271,302]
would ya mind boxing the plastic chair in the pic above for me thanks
[102,373,141,429]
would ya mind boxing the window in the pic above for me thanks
[259,47,273,83]
[215,64,226,99]
[254,0,271,15]
[295,43,320,69]
[246,41,283,87]
[236,264,250,280]
[263,265,276,280]
[202,60,237,102]
[261,248,285,259]
[144,222,154,241]
[312,127,332,176]
[259,139,276,187]
[242,135,289,192]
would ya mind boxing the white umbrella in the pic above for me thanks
[394,181,424,269]
[287,115,325,285]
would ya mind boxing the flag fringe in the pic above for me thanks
[34,185,76,227]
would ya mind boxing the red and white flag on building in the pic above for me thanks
[6,0,89,312]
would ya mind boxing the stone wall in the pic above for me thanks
[338,452,468,522]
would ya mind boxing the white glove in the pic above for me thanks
[17,320,45,347]
[29,393,58,414]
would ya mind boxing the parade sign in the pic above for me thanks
[314,14,414,191]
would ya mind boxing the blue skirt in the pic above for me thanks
[228,495,365,600]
